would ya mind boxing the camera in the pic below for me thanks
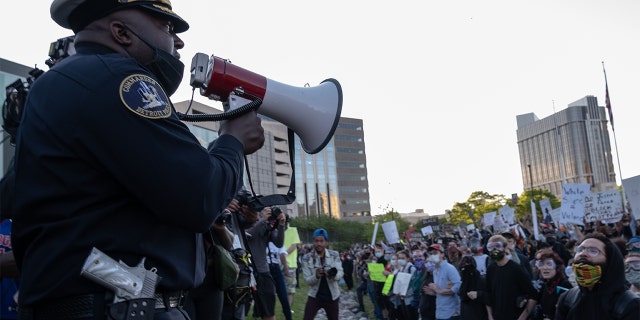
[268,206,282,223]
[324,266,338,277]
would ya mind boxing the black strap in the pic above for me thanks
[243,129,297,209]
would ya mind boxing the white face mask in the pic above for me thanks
[429,254,441,263]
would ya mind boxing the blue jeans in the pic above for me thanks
[269,263,292,320]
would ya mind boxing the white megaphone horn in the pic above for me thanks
[189,52,343,154]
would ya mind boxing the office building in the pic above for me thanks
[516,95,617,198]
[294,117,371,222]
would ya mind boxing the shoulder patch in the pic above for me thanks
[120,74,172,119]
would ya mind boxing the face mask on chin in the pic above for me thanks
[123,25,184,96]
[143,48,184,96]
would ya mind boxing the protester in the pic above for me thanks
[300,228,343,320]
[342,252,355,290]
[458,255,488,320]
[624,251,640,296]
[501,232,534,280]
[484,235,537,320]
[426,243,461,320]
[10,1,264,319]
[531,251,570,320]
[389,249,418,320]
[419,257,437,320]
[0,218,19,319]
[555,232,640,319]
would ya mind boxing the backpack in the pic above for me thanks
[562,287,639,319]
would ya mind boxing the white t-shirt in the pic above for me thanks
[473,254,488,275]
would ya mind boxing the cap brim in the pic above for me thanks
[141,3,189,33]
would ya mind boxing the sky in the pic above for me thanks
[3,1,640,216]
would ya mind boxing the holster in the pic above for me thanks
[108,298,156,320]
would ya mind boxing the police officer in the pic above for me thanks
[11,1,264,319]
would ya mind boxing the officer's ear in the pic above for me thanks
[110,21,133,46]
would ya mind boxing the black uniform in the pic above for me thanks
[11,43,245,306]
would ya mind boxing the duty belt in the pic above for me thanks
[18,291,186,320]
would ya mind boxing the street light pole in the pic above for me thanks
[528,164,540,239]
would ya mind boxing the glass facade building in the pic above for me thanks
[516,95,617,198]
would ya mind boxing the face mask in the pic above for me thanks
[375,252,383,258]
[384,254,392,261]
[625,269,640,287]
[428,254,440,263]
[506,253,513,261]
[413,258,425,270]
[489,250,505,261]
[397,259,407,266]
[565,266,574,278]
[390,259,397,265]
[573,263,602,289]
[124,25,184,96]
[425,262,435,272]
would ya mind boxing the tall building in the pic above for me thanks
[516,95,617,198]
[294,117,371,222]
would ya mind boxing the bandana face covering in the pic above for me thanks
[573,263,602,289]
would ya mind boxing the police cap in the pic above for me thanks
[51,0,189,33]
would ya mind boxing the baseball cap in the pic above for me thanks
[51,0,189,33]
[428,244,444,253]
[313,228,328,240]
[542,228,555,235]
[501,232,516,240]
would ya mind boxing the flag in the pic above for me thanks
[603,62,615,131]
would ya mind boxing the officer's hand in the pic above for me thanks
[219,110,264,155]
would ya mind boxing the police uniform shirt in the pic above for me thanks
[11,42,245,305]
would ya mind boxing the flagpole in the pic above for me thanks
[602,61,628,213]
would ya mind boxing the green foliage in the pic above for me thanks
[290,207,414,248]
[447,191,508,226]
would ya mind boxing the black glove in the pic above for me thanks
[327,267,338,277]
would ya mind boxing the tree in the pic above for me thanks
[447,191,508,227]
[514,188,561,230]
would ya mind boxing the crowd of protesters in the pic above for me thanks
[327,213,640,320]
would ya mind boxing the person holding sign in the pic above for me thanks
[389,250,418,320]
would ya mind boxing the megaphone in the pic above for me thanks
[190,53,342,154]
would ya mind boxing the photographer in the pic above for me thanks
[245,206,286,320]
[300,228,344,320]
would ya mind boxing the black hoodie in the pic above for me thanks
[555,233,640,320]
